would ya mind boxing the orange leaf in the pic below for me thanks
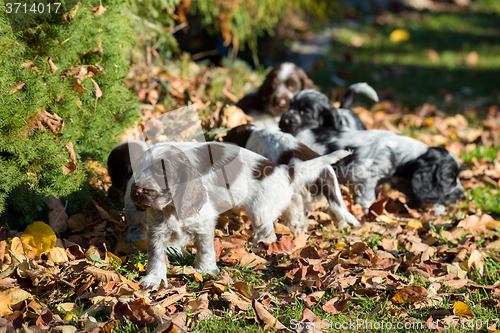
[392,286,428,304]
[10,81,25,94]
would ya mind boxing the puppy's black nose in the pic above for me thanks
[134,187,143,195]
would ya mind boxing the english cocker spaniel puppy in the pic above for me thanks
[279,83,379,135]
[224,124,360,229]
[235,62,317,129]
[108,140,351,289]
[289,128,464,211]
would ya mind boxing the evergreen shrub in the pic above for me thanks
[0,0,140,227]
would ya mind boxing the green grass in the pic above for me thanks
[310,7,500,111]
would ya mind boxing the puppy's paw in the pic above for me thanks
[140,275,168,290]
[194,265,220,275]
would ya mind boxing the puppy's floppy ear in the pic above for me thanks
[319,104,343,130]
[169,149,207,220]
[296,67,317,90]
[410,153,441,204]
[255,68,276,107]
[108,140,149,192]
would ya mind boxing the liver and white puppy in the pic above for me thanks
[279,83,379,135]
[108,140,350,289]
[236,62,317,129]
[291,128,464,211]
[224,125,360,229]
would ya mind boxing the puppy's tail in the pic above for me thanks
[292,150,352,183]
[107,140,149,200]
[340,82,379,109]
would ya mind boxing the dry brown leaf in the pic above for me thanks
[47,239,68,263]
[392,286,428,304]
[45,195,68,234]
[67,214,92,231]
[252,299,287,330]
[466,50,478,66]
[239,252,266,268]
[0,296,12,316]
[40,110,64,132]
[10,81,25,94]
[223,105,253,130]
[426,49,439,63]
[84,265,121,283]
[268,236,295,255]
[47,57,58,73]
[90,79,103,113]
[91,1,107,15]
[0,288,33,308]
[322,298,349,314]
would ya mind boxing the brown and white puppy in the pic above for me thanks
[236,62,317,129]
[224,125,361,229]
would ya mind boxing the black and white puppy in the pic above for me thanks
[224,125,360,229]
[279,83,379,135]
[108,140,351,289]
[290,128,464,211]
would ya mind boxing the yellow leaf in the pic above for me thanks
[408,221,423,229]
[453,301,473,317]
[105,251,122,266]
[0,296,12,316]
[0,288,33,308]
[64,313,78,321]
[132,239,148,252]
[335,242,345,249]
[390,29,410,43]
[21,221,56,255]
[135,262,145,271]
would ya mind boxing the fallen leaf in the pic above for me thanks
[452,301,473,317]
[427,49,439,63]
[47,57,58,72]
[223,105,253,130]
[392,286,428,304]
[221,292,251,310]
[447,262,468,279]
[0,288,33,308]
[408,221,423,229]
[84,266,121,283]
[239,252,266,268]
[322,298,349,314]
[90,79,102,113]
[20,221,57,255]
[466,51,478,66]
[45,195,68,234]
[91,2,107,15]
[40,110,63,132]
[268,236,295,255]
[252,299,287,330]
[0,296,12,316]
[62,143,77,175]
[390,29,410,43]
[47,239,68,263]
[10,81,25,94]
[67,214,92,231]
[294,233,309,250]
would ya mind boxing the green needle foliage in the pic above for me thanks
[0,0,140,227]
